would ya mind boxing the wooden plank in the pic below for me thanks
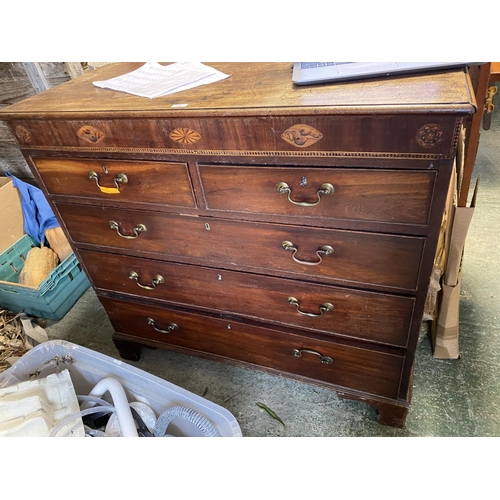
[21,62,50,93]
[0,62,72,179]
[0,62,37,106]
[64,62,85,79]
[1,62,72,107]
[490,62,500,80]
[458,63,491,207]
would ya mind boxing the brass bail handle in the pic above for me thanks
[109,220,147,239]
[147,318,178,334]
[291,348,333,364]
[288,296,334,317]
[276,182,334,207]
[129,271,164,290]
[89,170,128,194]
[281,241,334,266]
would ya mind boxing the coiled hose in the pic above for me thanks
[49,406,116,437]
[154,405,221,437]
[51,395,221,437]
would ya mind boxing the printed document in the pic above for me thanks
[93,62,230,98]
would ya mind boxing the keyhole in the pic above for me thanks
[102,165,109,174]
[300,175,308,187]
[205,223,211,231]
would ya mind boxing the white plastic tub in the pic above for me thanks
[0,340,242,437]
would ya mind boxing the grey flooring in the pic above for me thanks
[44,111,500,437]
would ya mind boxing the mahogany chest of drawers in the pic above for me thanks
[0,62,475,427]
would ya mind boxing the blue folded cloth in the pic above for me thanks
[6,173,59,245]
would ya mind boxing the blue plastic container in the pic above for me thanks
[0,234,90,320]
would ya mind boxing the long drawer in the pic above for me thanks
[198,165,436,227]
[12,113,458,158]
[81,249,415,347]
[100,296,405,400]
[57,203,425,292]
[32,158,196,208]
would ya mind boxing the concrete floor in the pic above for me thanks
[44,111,500,437]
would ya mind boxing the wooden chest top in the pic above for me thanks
[0,62,476,119]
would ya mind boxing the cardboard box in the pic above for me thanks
[431,183,477,359]
[433,275,463,359]
[423,161,456,323]
[427,126,477,359]
[0,177,24,254]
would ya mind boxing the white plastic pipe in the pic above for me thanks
[87,377,138,437]
[50,406,116,437]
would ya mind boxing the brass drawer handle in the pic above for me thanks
[288,296,334,317]
[129,271,164,290]
[282,241,334,266]
[292,348,333,364]
[276,182,334,207]
[89,170,128,194]
[109,220,147,239]
[147,318,178,334]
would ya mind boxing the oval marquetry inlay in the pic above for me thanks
[281,124,323,148]
[169,128,201,144]
[77,125,105,144]
[416,124,445,148]
[15,125,31,143]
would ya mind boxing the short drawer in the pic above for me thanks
[57,203,425,292]
[32,158,196,208]
[81,250,415,347]
[198,165,436,227]
[100,296,405,400]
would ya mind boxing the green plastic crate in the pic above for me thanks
[0,234,90,320]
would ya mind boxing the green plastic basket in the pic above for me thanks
[0,234,90,320]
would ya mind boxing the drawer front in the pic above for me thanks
[57,204,424,292]
[100,296,405,400]
[13,114,458,158]
[81,250,415,347]
[198,165,436,227]
[33,158,196,208]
